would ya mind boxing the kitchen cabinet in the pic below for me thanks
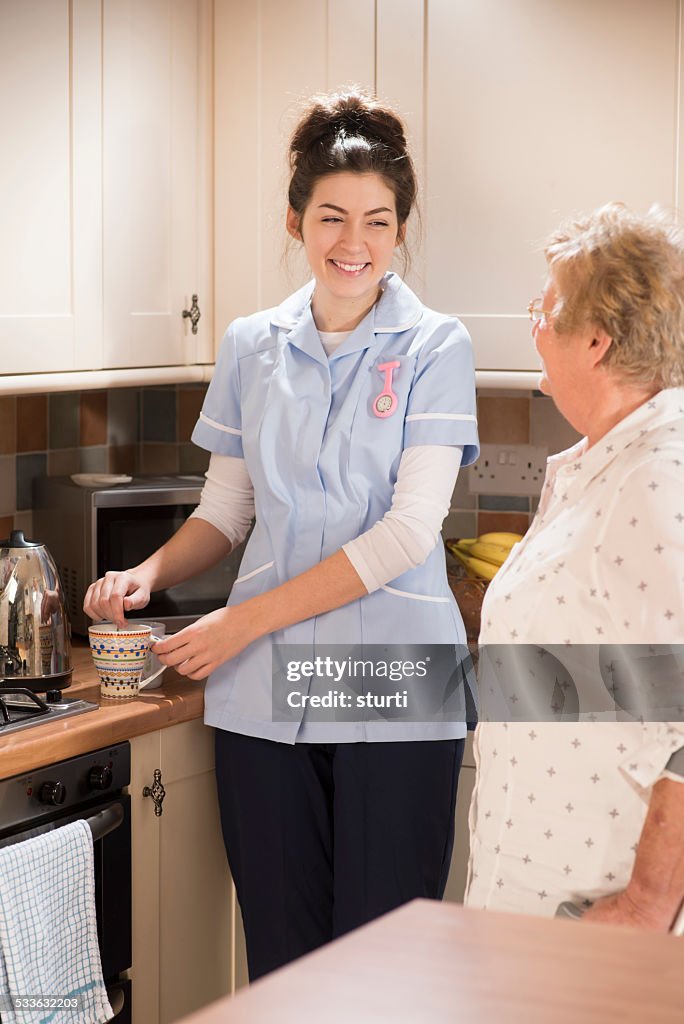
[444,730,475,904]
[375,0,426,290]
[234,899,249,992]
[0,0,101,376]
[129,719,233,1024]
[6,0,684,385]
[215,0,684,378]
[422,0,681,371]
[103,0,213,369]
[0,0,212,380]
[213,0,376,331]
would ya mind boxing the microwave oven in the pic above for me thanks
[33,475,246,637]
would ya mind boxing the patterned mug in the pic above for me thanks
[88,622,165,699]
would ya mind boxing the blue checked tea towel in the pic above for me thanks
[0,819,113,1024]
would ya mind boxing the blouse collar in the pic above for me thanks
[547,387,684,487]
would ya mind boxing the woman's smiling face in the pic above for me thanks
[287,172,404,329]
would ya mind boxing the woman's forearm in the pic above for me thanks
[153,548,369,679]
[84,517,235,627]
[236,549,367,641]
[626,777,684,924]
[230,449,463,639]
[132,517,234,592]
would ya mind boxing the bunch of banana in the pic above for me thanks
[445,532,523,582]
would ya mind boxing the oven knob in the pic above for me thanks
[88,765,113,791]
[39,781,66,806]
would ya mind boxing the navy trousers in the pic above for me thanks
[214,730,465,981]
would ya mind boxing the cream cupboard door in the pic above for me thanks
[0,0,102,375]
[129,730,162,1024]
[424,0,680,371]
[213,0,375,344]
[376,0,426,293]
[157,720,232,1024]
[103,0,213,369]
[443,732,475,905]
[130,720,233,1024]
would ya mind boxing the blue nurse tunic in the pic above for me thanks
[191,272,480,743]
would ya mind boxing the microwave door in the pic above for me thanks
[96,504,245,629]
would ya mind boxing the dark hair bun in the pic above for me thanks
[288,89,416,229]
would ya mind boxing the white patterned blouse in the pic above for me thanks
[465,387,684,915]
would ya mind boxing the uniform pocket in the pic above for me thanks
[361,584,466,646]
[229,554,276,605]
[380,583,452,604]
[234,560,274,585]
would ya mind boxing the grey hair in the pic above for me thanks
[544,202,684,387]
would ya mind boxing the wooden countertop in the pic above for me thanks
[179,898,684,1024]
[0,643,205,780]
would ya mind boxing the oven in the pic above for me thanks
[0,743,132,1021]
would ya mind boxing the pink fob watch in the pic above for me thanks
[373,360,401,418]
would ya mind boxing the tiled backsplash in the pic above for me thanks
[0,386,580,544]
[0,384,209,540]
[442,391,581,542]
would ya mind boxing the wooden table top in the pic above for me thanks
[0,642,205,779]
[179,898,684,1024]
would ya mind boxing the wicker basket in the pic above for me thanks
[445,543,489,642]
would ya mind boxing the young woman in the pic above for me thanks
[85,90,479,980]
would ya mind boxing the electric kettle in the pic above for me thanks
[0,530,72,690]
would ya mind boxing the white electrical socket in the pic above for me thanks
[468,443,548,496]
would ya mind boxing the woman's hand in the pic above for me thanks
[582,888,673,931]
[583,779,684,933]
[152,549,366,680]
[83,571,152,628]
[152,606,256,680]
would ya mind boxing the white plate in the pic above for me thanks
[70,473,133,487]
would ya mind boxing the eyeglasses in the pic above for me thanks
[527,298,556,323]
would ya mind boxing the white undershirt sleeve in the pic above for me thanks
[189,454,255,548]
[343,445,463,592]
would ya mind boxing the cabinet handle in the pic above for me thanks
[182,294,201,334]
[143,768,166,817]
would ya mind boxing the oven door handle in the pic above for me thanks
[83,802,124,842]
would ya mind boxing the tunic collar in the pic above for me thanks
[270,272,423,364]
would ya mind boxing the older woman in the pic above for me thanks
[465,203,684,929]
